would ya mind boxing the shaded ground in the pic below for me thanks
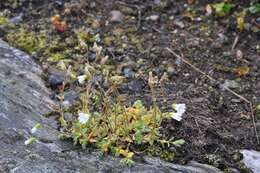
[1,0,259,172]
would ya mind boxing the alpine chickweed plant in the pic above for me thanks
[59,68,185,166]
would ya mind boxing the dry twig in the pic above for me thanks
[231,36,239,51]
[166,47,259,144]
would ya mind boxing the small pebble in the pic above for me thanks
[173,20,185,28]
[148,15,159,21]
[48,74,65,88]
[9,13,23,24]
[123,67,135,78]
[110,10,123,22]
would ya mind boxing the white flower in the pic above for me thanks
[77,75,87,84]
[172,104,186,121]
[24,137,37,145]
[78,112,90,124]
[30,123,41,134]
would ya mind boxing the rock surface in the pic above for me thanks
[241,150,260,173]
[0,39,223,173]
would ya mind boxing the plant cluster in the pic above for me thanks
[207,1,260,32]
[58,73,184,166]
[5,28,46,53]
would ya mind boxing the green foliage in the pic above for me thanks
[5,29,46,53]
[0,16,9,25]
[76,28,100,44]
[248,3,260,14]
[213,2,233,16]
[172,139,185,147]
[69,99,163,148]
[48,53,65,62]
[120,158,135,167]
[59,79,185,165]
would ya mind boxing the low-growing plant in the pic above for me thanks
[212,2,233,16]
[248,3,260,14]
[5,29,46,54]
[0,16,9,25]
[59,69,185,166]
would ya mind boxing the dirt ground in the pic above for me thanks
[1,0,259,172]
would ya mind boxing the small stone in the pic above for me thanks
[154,0,161,4]
[127,79,145,92]
[221,80,240,89]
[64,112,73,122]
[54,0,63,8]
[9,13,23,24]
[174,20,185,28]
[90,2,96,8]
[123,67,135,78]
[110,10,123,22]
[167,66,176,76]
[48,74,65,89]
[236,49,243,59]
[148,15,159,21]
[92,74,103,84]
[195,17,202,22]
[88,52,96,62]
[169,16,174,20]
[218,33,228,43]
[62,100,71,110]
[64,90,78,103]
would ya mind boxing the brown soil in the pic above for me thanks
[1,0,259,172]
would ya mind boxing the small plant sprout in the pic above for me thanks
[212,2,233,16]
[172,139,185,147]
[30,123,41,134]
[236,11,246,32]
[24,137,37,145]
[0,16,9,25]
[120,158,135,167]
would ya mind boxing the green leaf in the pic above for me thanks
[24,137,37,145]
[0,16,9,25]
[134,130,143,145]
[222,3,233,13]
[120,158,135,167]
[30,123,41,133]
[249,4,260,14]
[213,2,233,16]
[172,139,185,147]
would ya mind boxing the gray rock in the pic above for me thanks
[0,39,223,173]
[110,10,123,22]
[123,67,135,78]
[174,20,185,28]
[62,90,78,109]
[9,13,23,24]
[48,74,65,89]
[241,150,260,173]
